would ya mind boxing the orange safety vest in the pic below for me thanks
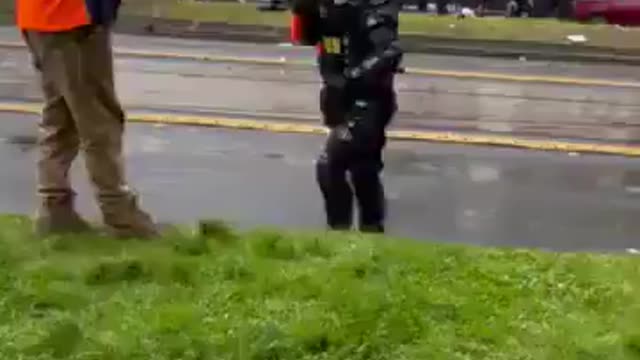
[16,0,120,32]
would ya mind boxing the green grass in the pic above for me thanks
[2,1,637,49]
[121,1,640,49]
[0,1,14,25]
[1,214,640,359]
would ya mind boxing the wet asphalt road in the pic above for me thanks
[2,113,639,252]
[1,28,640,143]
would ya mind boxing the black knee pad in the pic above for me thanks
[315,149,349,189]
[350,151,383,176]
[315,152,332,191]
[350,158,386,229]
[315,151,354,229]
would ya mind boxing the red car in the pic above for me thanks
[574,0,640,25]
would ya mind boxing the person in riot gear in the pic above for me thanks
[291,0,403,233]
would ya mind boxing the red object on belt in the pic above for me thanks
[290,14,303,44]
[291,14,323,54]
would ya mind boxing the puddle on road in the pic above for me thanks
[137,135,169,154]
[178,73,206,79]
[384,148,446,176]
[1,135,38,152]
[264,152,285,160]
[623,171,640,194]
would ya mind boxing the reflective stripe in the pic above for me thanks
[17,0,91,31]
[322,37,342,55]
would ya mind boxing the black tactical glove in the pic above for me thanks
[346,99,386,152]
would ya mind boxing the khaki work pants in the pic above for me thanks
[23,25,155,236]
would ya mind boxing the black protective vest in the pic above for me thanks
[316,0,394,91]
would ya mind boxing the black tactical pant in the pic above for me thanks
[316,85,396,233]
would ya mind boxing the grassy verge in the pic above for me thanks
[1,215,639,359]
[121,1,640,49]
[0,1,14,25]
[2,1,637,49]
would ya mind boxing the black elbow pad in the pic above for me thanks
[384,40,403,65]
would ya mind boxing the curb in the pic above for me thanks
[2,102,639,157]
[399,34,640,66]
[403,44,640,66]
[2,41,639,89]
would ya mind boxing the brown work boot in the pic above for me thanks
[34,201,93,237]
[101,194,160,240]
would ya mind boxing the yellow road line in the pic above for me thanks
[2,41,640,89]
[0,102,42,114]
[2,102,639,157]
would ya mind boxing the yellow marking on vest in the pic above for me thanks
[322,37,342,55]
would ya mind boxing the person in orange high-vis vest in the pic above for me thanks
[17,0,159,239]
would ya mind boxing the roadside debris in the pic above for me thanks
[625,186,640,194]
[457,7,476,18]
[567,34,588,44]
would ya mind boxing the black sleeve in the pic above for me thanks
[346,0,403,81]
[291,0,322,45]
